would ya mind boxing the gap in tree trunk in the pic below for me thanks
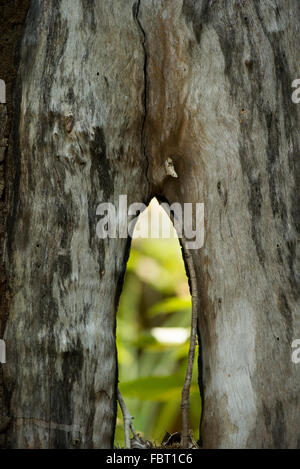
[115,197,202,448]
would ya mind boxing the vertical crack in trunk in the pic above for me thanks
[134,0,150,190]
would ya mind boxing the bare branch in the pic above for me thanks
[180,244,199,449]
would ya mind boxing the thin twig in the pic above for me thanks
[180,245,198,448]
[117,388,133,448]
[117,389,151,449]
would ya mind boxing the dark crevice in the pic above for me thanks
[196,323,204,447]
[133,1,151,191]
[181,0,210,45]
[0,0,31,449]
[112,236,133,447]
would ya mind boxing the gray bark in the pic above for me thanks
[1,0,147,449]
[141,0,300,448]
[0,0,299,449]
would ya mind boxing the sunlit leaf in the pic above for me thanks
[147,296,191,316]
[119,375,198,402]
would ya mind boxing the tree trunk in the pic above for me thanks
[1,0,148,448]
[140,0,300,448]
[1,0,299,449]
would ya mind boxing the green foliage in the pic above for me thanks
[119,375,199,402]
[115,236,201,446]
[147,296,191,317]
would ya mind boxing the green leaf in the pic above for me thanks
[119,375,198,402]
[147,296,191,316]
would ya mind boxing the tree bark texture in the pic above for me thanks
[0,0,299,448]
[1,0,148,448]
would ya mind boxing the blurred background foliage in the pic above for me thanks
[115,200,201,446]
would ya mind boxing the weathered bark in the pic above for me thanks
[1,0,148,448]
[140,0,300,448]
[0,0,299,449]
[0,0,31,446]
